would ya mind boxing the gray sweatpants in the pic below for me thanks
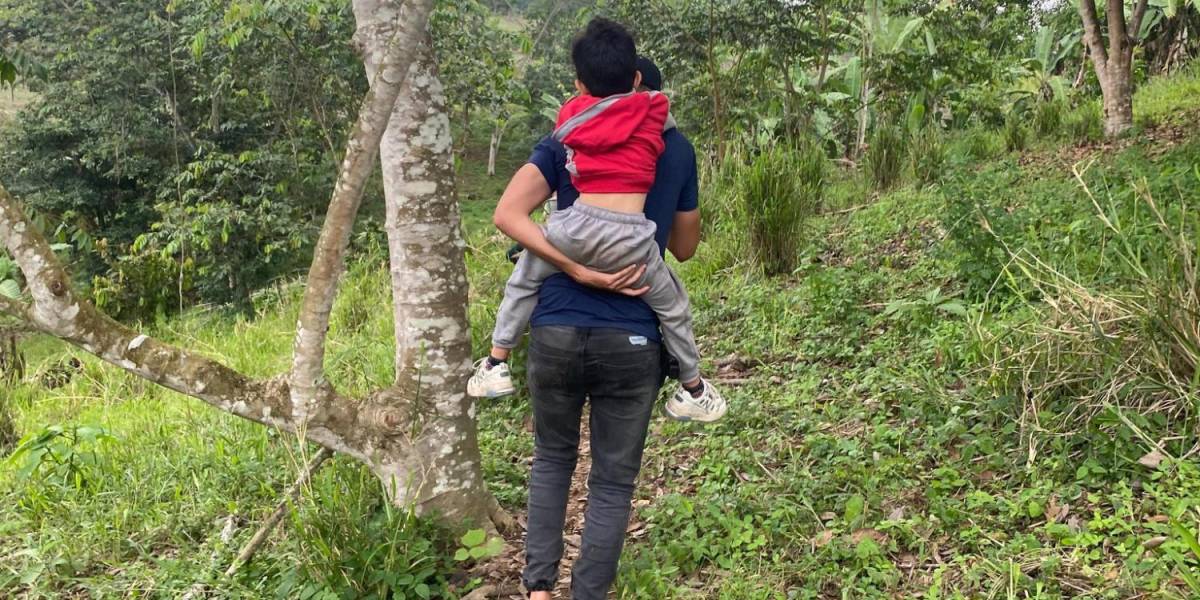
[492,202,702,383]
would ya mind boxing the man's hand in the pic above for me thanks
[567,263,649,296]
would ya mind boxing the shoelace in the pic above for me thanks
[692,382,721,411]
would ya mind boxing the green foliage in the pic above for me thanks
[739,141,825,275]
[1003,113,1027,151]
[1066,101,1103,143]
[907,126,945,187]
[948,127,1003,164]
[865,123,905,190]
[1134,62,1200,128]
[277,464,450,600]
[432,0,527,149]
[984,154,1200,430]
[1032,99,1065,138]
[0,254,19,299]
[453,528,504,562]
[0,0,363,316]
[882,287,967,334]
[6,424,116,489]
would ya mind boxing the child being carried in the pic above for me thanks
[467,18,726,423]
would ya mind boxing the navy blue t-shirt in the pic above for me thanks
[526,128,699,342]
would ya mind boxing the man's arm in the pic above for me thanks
[667,209,700,262]
[666,144,701,262]
[493,164,647,294]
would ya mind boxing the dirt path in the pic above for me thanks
[469,412,598,599]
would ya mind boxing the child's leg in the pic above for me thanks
[491,250,560,353]
[637,255,702,385]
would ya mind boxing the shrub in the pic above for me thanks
[908,126,946,187]
[865,123,905,190]
[1003,114,1027,152]
[1066,102,1103,144]
[739,141,825,275]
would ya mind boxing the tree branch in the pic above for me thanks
[1129,0,1150,44]
[0,182,397,458]
[1077,0,1110,83]
[224,447,334,576]
[1106,0,1130,60]
[289,0,436,416]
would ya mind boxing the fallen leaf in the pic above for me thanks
[1045,496,1070,524]
[850,529,888,544]
[1138,449,1166,469]
[1067,516,1082,533]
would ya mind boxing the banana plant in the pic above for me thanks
[1009,25,1081,108]
[1159,0,1200,18]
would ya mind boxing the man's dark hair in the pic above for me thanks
[570,18,637,97]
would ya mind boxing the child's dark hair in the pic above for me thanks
[570,18,637,97]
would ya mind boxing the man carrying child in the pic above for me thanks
[477,18,723,598]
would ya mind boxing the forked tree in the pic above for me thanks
[0,0,511,531]
[1077,0,1151,137]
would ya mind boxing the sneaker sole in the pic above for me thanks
[468,385,516,399]
[663,402,723,423]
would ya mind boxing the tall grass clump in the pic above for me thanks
[739,141,825,275]
[1032,100,1065,138]
[1066,101,1103,143]
[981,178,1200,436]
[908,126,946,187]
[275,461,453,599]
[948,127,1002,164]
[865,123,905,190]
[694,146,751,272]
[1003,114,1027,152]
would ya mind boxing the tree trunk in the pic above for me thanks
[1100,54,1135,137]
[363,12,506,528]
[487,119,510,177]
[1077,0,1146,138]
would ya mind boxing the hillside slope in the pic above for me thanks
[3,69,1200,598]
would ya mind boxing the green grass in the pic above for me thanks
[4,72,1200,599]
[0,86,35,124]
[1135,63,1200,128]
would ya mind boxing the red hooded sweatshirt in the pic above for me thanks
[552,91,672,194]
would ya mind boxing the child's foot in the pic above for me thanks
[664,379,727,422]
[467,357,515,398]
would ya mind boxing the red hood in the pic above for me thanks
[554,92,670,152]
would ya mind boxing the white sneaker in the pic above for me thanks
[467,358,516,398]
[664,379,727,423]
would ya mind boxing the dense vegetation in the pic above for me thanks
[3,0,1200,598]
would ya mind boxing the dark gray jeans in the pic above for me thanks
[522,325,664,598]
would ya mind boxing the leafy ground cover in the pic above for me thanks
[3,70,1200,599]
